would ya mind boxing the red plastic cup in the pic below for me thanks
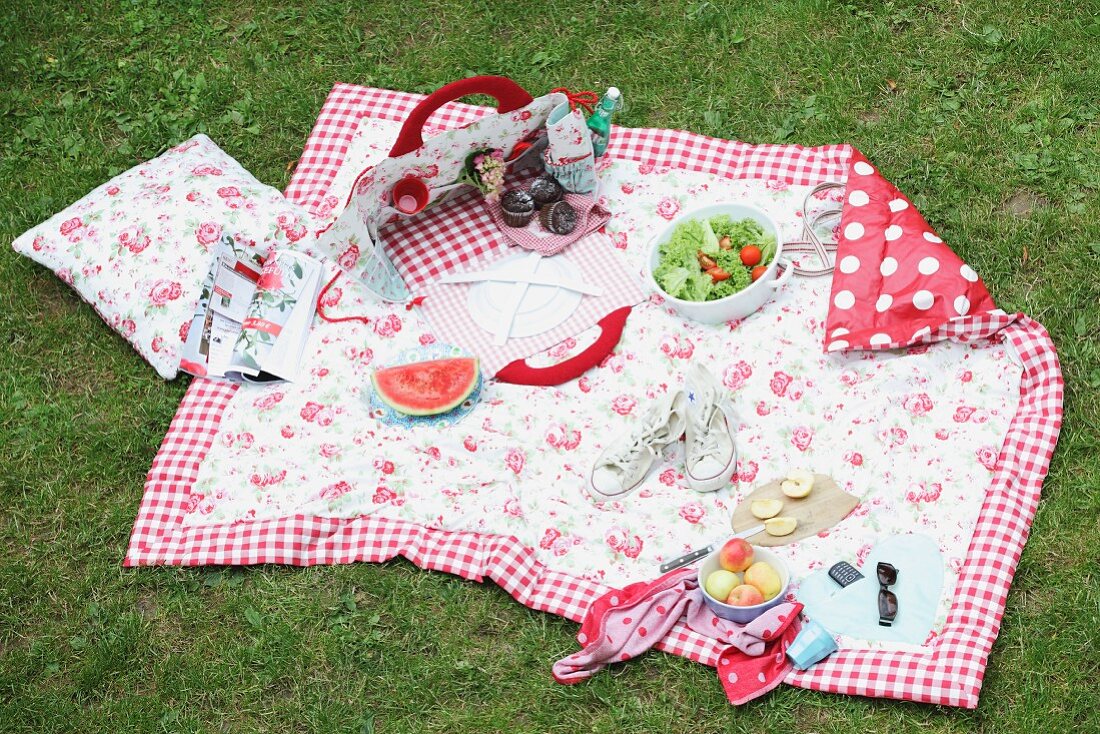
[392,176,430,214]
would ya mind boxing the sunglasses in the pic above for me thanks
[877,562,899,627]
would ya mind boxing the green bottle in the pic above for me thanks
[587,87,621,158]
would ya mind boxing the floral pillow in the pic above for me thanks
[11,134,315,379]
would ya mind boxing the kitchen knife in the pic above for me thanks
[658,523,766,574]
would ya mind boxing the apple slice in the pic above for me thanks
[750,498,784,519]
[781,469,815,498]
[764,516,798,537]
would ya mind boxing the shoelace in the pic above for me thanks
[606,437,651,473]
[607,407,674,472]
[689,398,726,463]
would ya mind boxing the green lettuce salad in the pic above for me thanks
[653,214,776,301]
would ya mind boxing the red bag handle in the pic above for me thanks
[388,76,535,158]
[494,307,632,387]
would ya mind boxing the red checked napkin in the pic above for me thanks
[485,192,610,256]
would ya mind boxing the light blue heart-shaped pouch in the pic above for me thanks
[797,533,944,646]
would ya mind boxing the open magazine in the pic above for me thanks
[180,235,324,383]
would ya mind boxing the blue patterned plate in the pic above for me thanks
[365,343,483,429]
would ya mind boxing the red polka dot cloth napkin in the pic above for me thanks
[825,149,997,352]
[552,567,803,705]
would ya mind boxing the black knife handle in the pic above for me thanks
[660,545,712,574]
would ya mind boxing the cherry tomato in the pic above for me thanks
[751,265,768,282]
[740,245,763,267]
[706,266,731,282]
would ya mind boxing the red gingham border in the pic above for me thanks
[125,84,1064,708]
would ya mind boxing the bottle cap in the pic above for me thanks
[607,87,621,99]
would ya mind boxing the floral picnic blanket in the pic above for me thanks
[124,84,1063,709]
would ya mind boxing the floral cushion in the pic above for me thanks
[11,134,315,379]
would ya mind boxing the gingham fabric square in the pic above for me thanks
[125,84,1064,709]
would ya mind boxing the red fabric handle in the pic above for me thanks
[388,76,534,158]
[494,307,632,387]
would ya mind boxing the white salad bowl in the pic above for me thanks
[645,203,790,324]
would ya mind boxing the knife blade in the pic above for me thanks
[658,523,766,574]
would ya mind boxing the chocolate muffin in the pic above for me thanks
[500,189,535,227]
[538,200,578,235]
[529,174,564,208]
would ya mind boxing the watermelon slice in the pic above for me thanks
[371,357,480,416]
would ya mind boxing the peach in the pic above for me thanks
[744,561,783,601]
[718,537,754,572]
[726,584,765,607]
[704,569,742,601]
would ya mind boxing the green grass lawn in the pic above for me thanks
[1,1,1098,732]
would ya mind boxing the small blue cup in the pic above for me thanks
[787,619,839,670]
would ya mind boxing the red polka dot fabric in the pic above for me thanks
[825,149,997,352]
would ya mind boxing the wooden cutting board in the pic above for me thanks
[730,474,859,546]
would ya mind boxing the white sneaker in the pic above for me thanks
[684,362,737,492]
[590,390,688,499]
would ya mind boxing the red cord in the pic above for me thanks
[551,88,599,115]
[314,272,426,323]
[315,272,372,325]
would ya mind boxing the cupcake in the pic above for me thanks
[500,189,535,227]
[539,200,578,235]
[529,174,564,208]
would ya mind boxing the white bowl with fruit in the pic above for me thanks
[699,538,790,624]
[645,203,791,325]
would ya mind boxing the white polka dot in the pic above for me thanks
[828,340,849,352]
[848,190,869,206]
[888,198,909,212]
[757,672,767,683]
[577,632,587,644]
[912,325,932,341]
[844,222,865,240]
[884,224,903,241]
[839,255,861,274]
[833,290,855,309]
[876,294,893,312]
[870,333,892,346]
[954,295,971,315]
[727,672,738,683]
[853,161,875,176]
[880,257,898,276]
[918,257,940,275]
[913,290,935,310]
[960,264,978,282]
[610,596,619,605]
[923,232,943,243]
[831,327,850,338]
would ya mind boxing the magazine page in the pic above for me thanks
[225,250,323,383]
[179,235,263,378]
